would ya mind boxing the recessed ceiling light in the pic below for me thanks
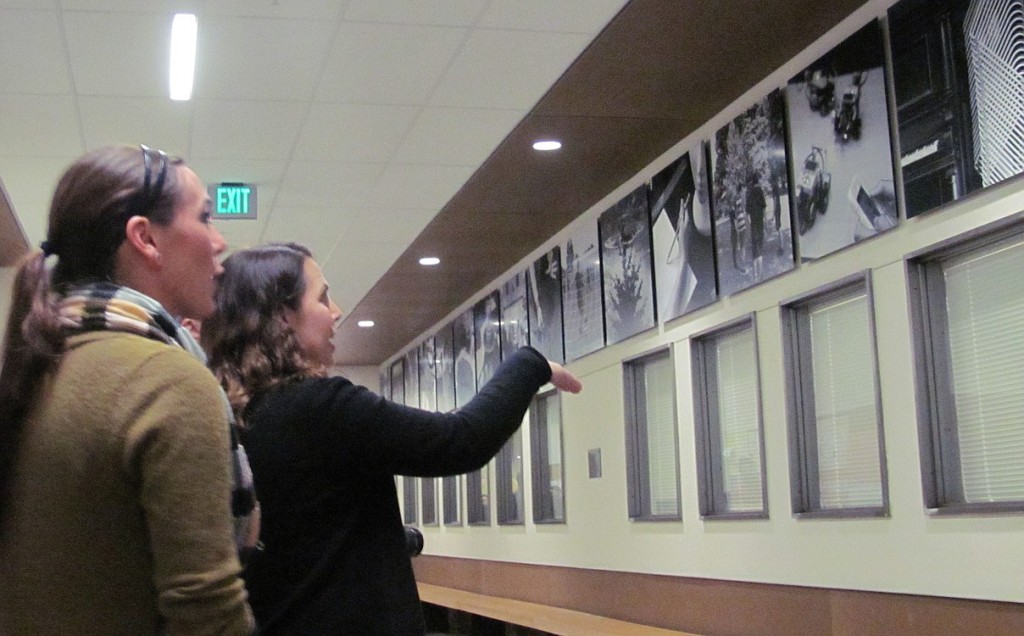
[533,140,562,151]
[357,320,375,328]
[419,256,440,266]
[169,14,197,101]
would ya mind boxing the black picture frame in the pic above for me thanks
[651,141,719,322]
[599,184,657,344]
[453,308,476,408]
[561,221,605,361]
[528,246,565,364]
[785,19,898,260]
[711,88,795,296]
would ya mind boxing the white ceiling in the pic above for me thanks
[0,0,627,343]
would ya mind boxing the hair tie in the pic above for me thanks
[40,240,57,257]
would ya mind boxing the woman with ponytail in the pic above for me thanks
[0,145,255,634]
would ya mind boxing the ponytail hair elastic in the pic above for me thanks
[40,240,57,257]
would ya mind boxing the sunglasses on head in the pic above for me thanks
[129,144,169,218]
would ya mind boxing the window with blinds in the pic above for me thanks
[782,275,888,517]
[910,228,1024,512]
[692,318,767,518]
[466,464,490,525]
[402,477,418,525]
[443,476,461,526]
[530,391,566,523]
[496,428,525,525]
[624,349,681,520]
[421,478,438,526]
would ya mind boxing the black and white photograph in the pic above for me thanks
[785,19,897,260]
[711,88,795,296]
[561,221,605,361]
[403,348,419,407]
[599,184,657,344]
[890,0,1024,217]
[651,142,718,322]
[474,291,502,386]
[453,308,476,408]
[528,246,565,364]
[434,324,456,413]
[418,336,437,412]
[499,270,530,359]
[389,358,405,405]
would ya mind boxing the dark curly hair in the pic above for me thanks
[201,242,326,424]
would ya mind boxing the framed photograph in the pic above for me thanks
[499,270,529,359]
[711,88,795,296]
[453,308,476,408]
[599,184,657,344]
[474,290,502,386]
[389,358,405,405]
[528,246,565,364]
[651,142,718,322]
[890,0,1024,218]
[434,324,455,413]
[418,336,437,412]
[785,19,898,260]
[561,221,605,361]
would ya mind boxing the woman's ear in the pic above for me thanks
[123,215,161,267]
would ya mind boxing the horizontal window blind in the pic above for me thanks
[645,355,680,516]
[944,239,1024,503]
[715,327,764,512]
[809,292,883,509]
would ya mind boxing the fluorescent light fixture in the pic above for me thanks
[419,256,440,266]
[533,140,562,151]
[169,14,198,101]
[357,320,375,328]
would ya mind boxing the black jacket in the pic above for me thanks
[240,346,552,635]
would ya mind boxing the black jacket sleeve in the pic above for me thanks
[250,346,552,477]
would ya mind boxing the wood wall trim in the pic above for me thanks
[418,583,699,636]
[413,556,1024,635]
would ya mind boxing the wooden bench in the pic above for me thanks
[418,582,701,636]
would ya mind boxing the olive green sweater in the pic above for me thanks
[0,331,254,635]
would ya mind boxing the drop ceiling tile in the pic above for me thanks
[343,0,485,26]
[58,1,201,11]
[0,156,77,243]
[477,0,628,33]
[316,22,465,105]
[187,158,287,190]
[320,239,408,305]
[430,28,592,109]
[191,99,308,160]
[369,162,474,210]
[78,96,192,154]
[63,10,171,97]
[340,207,434,245]
[204,0,344,19]
[215,217,266,253]
[293,103,420,163]
[260,204,352,262]
[0,9,71,94]
[0,95,82,157]
[0,1,61,8]
[394,106,524,166]
[276,161,384,208]
[196,16,333,101]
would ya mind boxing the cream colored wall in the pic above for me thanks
[393,0,1024,606]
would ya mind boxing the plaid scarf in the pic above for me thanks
[58,282,260,557]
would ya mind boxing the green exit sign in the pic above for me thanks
[209,183,257,219]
